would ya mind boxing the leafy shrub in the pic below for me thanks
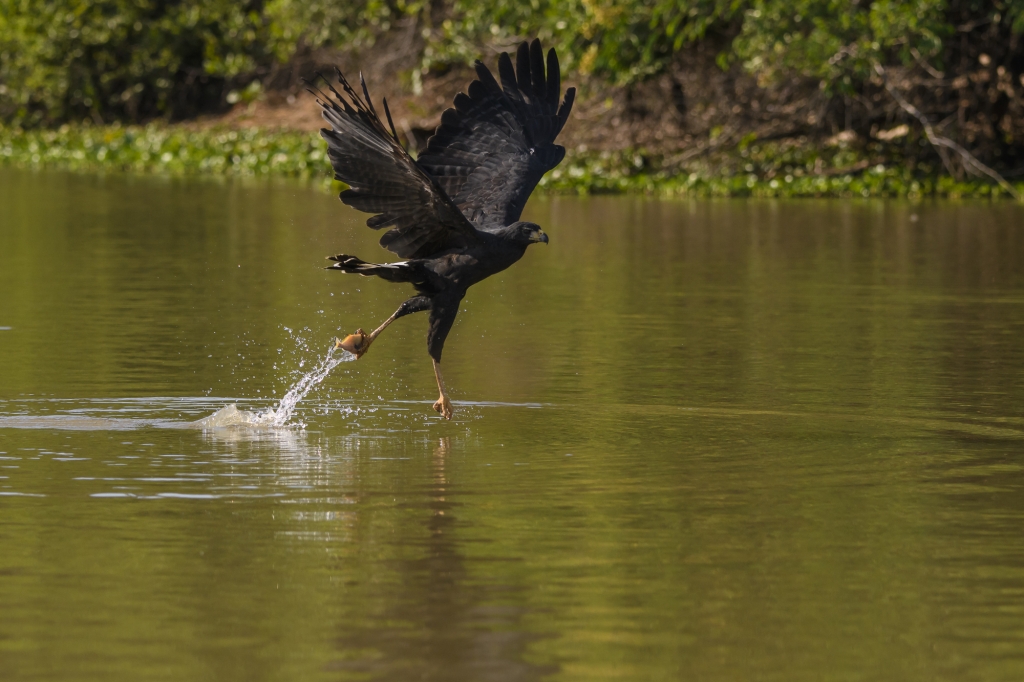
[3,0,1024,157]
[0,121,333,179]
[417,0,743,84]
[0,0,270,125]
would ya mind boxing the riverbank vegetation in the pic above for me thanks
[4,121,1018,198]
[2,0,1024,198]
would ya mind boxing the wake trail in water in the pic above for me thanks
[196,344,356,429]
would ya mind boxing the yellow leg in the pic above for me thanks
[432,359,453,420]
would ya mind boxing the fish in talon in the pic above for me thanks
[336,329,371,356]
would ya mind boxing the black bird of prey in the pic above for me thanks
[308,39,575,419]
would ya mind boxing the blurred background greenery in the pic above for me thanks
[2,0,1024,195]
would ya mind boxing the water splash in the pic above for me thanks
[196,344,355,429]
[263,344,356,426]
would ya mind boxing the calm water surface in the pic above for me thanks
[1,168,1023,681]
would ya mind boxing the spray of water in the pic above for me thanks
[196,343,356,429]
[261,344,355,426]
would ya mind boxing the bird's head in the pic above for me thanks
[505,221,549,246]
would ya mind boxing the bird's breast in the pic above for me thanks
[436,246,525,289]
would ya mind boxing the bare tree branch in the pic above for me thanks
[874,63,1020,200]
[910,48,944,79]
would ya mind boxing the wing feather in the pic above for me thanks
[530,40,546,105]
[546,48,560,110]
[309,70,481,258]
[417,39,576,230]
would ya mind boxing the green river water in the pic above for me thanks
[1,168,1023,681]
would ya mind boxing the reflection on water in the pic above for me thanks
[2,169,1024,681]
[325,437,556,682]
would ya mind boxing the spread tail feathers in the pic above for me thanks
[327,254,425,284]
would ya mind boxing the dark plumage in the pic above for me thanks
[309,39,574,419]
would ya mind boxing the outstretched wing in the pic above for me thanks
[416,39,576,231]
[310,70,481,259]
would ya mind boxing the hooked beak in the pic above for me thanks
[530,230,549,244]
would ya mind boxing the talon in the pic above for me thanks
[432,395,453,420]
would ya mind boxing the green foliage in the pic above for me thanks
[0,122,333,180]
[259,0,746,84]
[418,0,744,84]
[0,0,271,125]
[732,0,947,91]
[3,0,1022,205]
[730,0,1024,96]
[0,0,1019,118]
[261,0,406,63]
[3,121,1019,199]
[0,0,775,125]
